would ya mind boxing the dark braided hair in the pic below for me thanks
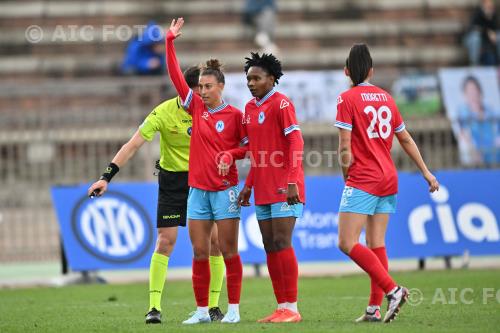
[244,52,284,85]
[200,59,225,84]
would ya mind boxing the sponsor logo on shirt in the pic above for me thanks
[337,95,343,105]
[202,112,209,120]
[280,99,289,109]
[216,120,225,132]
[187,127,192,136]
[277,187,287,194]
[258,111,265,124]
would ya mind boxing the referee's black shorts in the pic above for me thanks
[157,168,188,228]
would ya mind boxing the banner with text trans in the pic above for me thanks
[51,170,500,271]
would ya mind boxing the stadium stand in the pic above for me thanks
[0,0,477,262]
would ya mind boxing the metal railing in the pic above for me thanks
[0,77,496,263]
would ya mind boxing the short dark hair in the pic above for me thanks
[244,52,284,85]
[345,43,373,86]
[183,65,200,88]
[200,59,225,84]
[462,75,482,95]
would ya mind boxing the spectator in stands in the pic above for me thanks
[464,0,500,66]
[121,21,165,75]
[458,75,500,165]
[242,0,279,53]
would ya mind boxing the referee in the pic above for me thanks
[87,66,226,324]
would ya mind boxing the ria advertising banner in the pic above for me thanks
[51,171,500,271]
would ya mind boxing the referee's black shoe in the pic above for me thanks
[209,307,224,321]
[145,308,162,324]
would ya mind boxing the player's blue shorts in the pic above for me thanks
[338,186,397,215]
[187,186,240,220]
[255,202,304,221]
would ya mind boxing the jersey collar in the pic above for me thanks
[357,82,373,86]
[255,88,276,107]
[208,100,228,113]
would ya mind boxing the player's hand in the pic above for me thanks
[217,152,232,177]
[286,183,300,205]
[87,179,108,198]
[169,18,184,39]
[424,171,439,193]
[237,186,252,207]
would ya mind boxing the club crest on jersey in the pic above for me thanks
[280,99,289,109]
[258,111,265,124]
[215,120,225,132]
[202,112,209,120]
[187,127,192,136]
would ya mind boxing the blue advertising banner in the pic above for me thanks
[51,170,500,271]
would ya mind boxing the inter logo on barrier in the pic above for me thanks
[71,192,153,263]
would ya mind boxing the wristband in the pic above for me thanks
[100,162,119,182]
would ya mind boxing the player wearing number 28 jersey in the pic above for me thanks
[335,82,405,196]
[334,44,439,324]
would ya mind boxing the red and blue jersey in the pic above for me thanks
[335,83,405,196]
[244,89,305,205]
[166,31,247,191]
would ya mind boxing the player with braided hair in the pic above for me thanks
[220,52,305,323]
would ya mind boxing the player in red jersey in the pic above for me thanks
[166,18,247,324]
[221,52,305,323]
[335,44,439,323]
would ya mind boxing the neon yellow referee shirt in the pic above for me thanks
[139,96,192,172]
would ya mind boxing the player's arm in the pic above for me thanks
[237,166,254,207]
[165,18,193,111]
[395,129,439,192]
[338,128,352,182]
[218,113,250,176]
[87,130,146,197]
[285,130,304,205]
[218,145,249,176]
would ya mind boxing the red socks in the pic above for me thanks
[267,247,299,304]
[192,258,210,307]
[349,243,396,294]
[224,255,243,304]
[279,247,298,303]
[266,251,287,304]
[369,246,389,306]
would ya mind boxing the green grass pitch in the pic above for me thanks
[1,269,499,332]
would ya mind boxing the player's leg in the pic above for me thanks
[216,217,242,323]
[268,202,303,323]
[211,186,242,324]
[372,195,408,323]
[338,187,397,298]
[208,223,225,321]
[355,213,389,323]
[256,205,287,323]
[183,187,213,325]
[146,226,178,324]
